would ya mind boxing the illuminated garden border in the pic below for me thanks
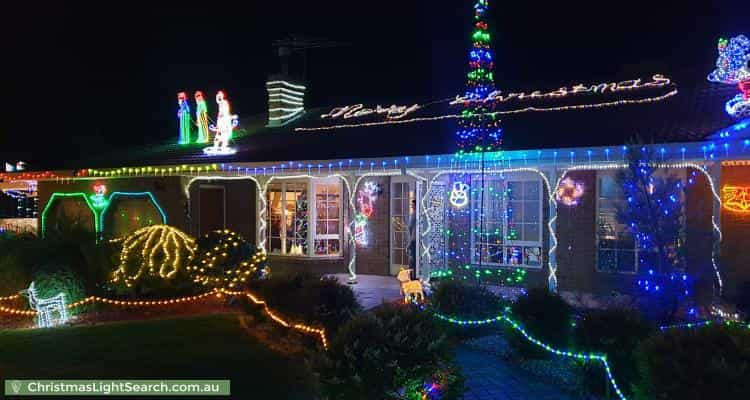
[434,311,627,400]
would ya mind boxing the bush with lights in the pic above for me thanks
[188,229,270,290]
[314,303,465,400]
[617,147,696,323]
[109,225,197,296]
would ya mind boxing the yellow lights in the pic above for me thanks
[220,288,328,349]
[111,225,196,287]
[187,230,269,289]
[83,164,219,178]
[722,185,750,212]
[0,288,328,349]
[722,160,750,166]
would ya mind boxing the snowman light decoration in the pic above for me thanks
[449,181,470,208]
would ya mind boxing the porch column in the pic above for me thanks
[547,167,559,293]
[255,176,271,253]
[343,174,359,284]
[708,162,724,295]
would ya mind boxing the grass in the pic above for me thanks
[0,313,315,399]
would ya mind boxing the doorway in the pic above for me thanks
[390,178,415,276]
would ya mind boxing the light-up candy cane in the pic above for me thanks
[177,92,192,144]
[194,91,210,144]
[204,90,239,155]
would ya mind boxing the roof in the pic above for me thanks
[20,73,743,171]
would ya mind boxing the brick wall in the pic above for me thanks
[685,168,715,303]
[720,164,750,297]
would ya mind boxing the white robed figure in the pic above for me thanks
[204,90,239,155]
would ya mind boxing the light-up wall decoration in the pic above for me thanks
[41,190,166,239]
[90,183,108,210]
[177,92,192,144]
[21,282,68,328]
[194,91,210,144]
[449,181,469,208]
[555,177,584,206]
[99,192,167,238]
[354,181,382,247]
[722,185,750,212]
[204,90,239,156]
[707,34,750,119]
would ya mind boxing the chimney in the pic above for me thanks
[266,77,306,127]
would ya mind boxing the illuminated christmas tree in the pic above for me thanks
[455,0,502,153]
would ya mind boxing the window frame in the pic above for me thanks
[468,173,544,269]
[595,172,638,274]
[266,178,343,258]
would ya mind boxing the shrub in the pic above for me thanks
[188,230,270,290]
[633,324,750,400]
[573,308,654,397]
[507,288,572,359]
[315,303,464,400]
[431,280,505,318]
[257,272,361,335]
[32,268,87,316]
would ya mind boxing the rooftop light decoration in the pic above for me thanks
[194,91,210,144]
[203,90,239,156]
[707,34,750,119]
[177,92,192,144]
[455,0,502,154]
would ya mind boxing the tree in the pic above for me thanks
[454,0,502,154]
[617,145,693,322]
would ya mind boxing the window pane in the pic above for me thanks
[524,223,540,241]
[524,201,540,223]
[617,251,636,272]
[314,182,341,255]
[524,181,540,198]
[598,249,616,270]
[506,182,521,200]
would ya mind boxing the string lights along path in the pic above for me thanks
[0,288,328,349]
[434,311,627,400]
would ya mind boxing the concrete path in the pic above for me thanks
[331,274,402,310]
[456,346,581,400]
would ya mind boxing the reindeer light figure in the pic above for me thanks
[20,282,69,328]
[397,268,424,303]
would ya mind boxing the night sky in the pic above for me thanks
[1,0,747,166]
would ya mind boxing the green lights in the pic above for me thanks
[41,191,167,239]
[41,193,99,238]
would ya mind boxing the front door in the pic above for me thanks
[390,179,415,276]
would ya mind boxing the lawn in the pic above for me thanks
[0,313,315,399]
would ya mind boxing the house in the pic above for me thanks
[2,33,749,302]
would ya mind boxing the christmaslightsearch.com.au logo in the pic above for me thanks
[4,380,230,396]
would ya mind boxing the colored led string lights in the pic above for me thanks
[99,192,167,238]
[434,311,627,400]
[40,192,99,238]
[455,0,502,153]
[555,177,584,206]
[707,34,750,119]
[20,281,69,328]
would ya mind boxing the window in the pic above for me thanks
[314,181,341,256]
[470,175,543,268]
[267,182,308,255]
[596,173,637,273]
[266,179,342,257]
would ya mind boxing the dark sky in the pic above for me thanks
[1,0,747,166]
